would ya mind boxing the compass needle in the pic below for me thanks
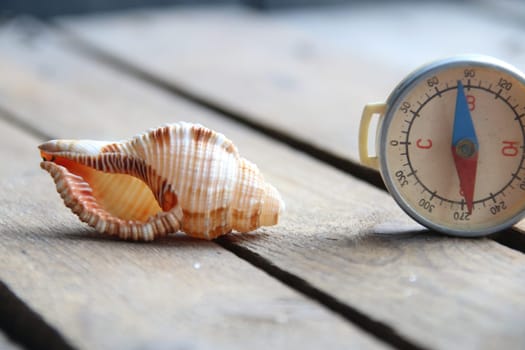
[452,80,479,214]
[361,55,525,236]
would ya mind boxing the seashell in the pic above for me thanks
[39,122,284,241]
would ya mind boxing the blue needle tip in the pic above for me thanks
[452,80,479,148]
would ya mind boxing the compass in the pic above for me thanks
[359,55,525,236]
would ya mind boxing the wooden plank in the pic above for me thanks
[0,25,385,350]
[60,3,525,162]
[0,118,42,179]
[1,175,383,350]
[59,3,525,242]
[61,3,525,243]
[2,18,525,349]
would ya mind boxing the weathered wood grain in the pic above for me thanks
[0,23,386,350]
[1,18,525,349]
[1,176,384,350]
[61,3,525,162]
[58,3,525,233]
[0,118,42,179]
[60,4,525,246]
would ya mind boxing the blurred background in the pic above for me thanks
[0,0,524,162]
[0,0,522,18]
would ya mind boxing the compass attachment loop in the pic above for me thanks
[359,102,386,170]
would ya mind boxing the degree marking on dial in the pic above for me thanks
[401,83,525,206]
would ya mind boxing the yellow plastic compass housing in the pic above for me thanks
[359,55,525,236]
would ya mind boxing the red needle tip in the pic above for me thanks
[452,147,478,214]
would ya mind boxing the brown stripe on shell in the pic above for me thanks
[181,207,230,239]
[100,143,120,153]
[231,209,260,232]
[70,152,178,213]
[224,142,237,155]
[191,124,213,144]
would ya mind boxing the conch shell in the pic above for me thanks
[39,122,284,241]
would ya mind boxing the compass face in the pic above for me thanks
[380,56,525,236]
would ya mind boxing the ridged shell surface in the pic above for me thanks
[39,122,284,241]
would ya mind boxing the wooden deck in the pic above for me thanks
[1,2,524,349]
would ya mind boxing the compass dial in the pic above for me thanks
[379,57,525,235]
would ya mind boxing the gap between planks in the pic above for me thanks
[0,280,74,350]
[0,111,389,350]
[0,94,423,350]
[216,238,424,350]
[0,18,424,349]
[46,19,525,255]
[48,19,386,191]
